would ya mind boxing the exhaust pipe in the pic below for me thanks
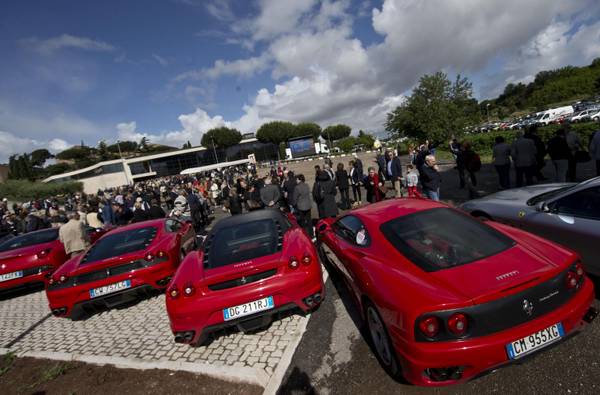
[174,334,184,343]
[583,307,598,323]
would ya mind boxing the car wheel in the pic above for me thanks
[365,302,401,379]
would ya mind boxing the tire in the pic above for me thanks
[364,301,402,379]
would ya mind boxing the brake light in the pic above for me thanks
[157,251,167,258]
[566,261,585,290]
[59,275,67,283]
[37,249,51,259]
[289,256,299,269]
[302,255,312,265]
[447,313,469,336]
[145,253,155,262]
[418,316,441,338]
[168,285,180,299]
[183,282,195,297]
[574,262,584,277]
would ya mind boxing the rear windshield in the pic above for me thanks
[380,208,515,272]
[0,228,58,252]
[206,219,279,269]
[82,226,158,264]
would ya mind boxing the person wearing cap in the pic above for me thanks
[59,211,90,257]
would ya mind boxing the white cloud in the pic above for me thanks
[205,0,235,21]
[174,54,271,82]
[0,131,70,162]
[20,34,115,55]
[244,0,318,42]
[152,54,169,67]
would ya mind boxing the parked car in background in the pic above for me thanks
[317,199,597,386]
[589,109,600,121]
[0,227,106,293]
[166,210,324,345]
[568,109,593,123]
[538,105,574,126]
[461,177,600,276]
[46,218,195,319]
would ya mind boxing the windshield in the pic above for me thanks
[206,219,279,269]
[380,208,515,272]
[0,228,58,252]
[527,185,575,205]
[81,226,158,264]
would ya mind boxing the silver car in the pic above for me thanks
[460,177,600,276]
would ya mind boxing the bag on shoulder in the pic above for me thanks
[468,153,482,172]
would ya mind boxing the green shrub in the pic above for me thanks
[462,121,599,155]
[0,180,83,200]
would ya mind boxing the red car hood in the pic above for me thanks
[430,244,562,304]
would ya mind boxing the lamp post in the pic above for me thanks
[116,140,123,159]
[486,103,491,123]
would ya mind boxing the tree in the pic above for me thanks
[182,141,192,149]
[293,122,322,140]
[357,130,375,149]
[256,121,295,159]
[322,124,351,143]
[30,149,53,167]
[97,140,111,161]
[107,141,138,153]
[386,72,478,143]
[55,146,93,161]
[201,127,243,161]
[337,136,357,153]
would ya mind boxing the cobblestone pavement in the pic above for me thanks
[0,289,310,389]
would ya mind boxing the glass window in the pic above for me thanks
[81,226,158,264]
[380,208,515,272]
[0,228,58,252]
[333,215,369,246]
[206,219,278,269]
[550,187,600,220]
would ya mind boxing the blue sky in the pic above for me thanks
[1,0,599,161]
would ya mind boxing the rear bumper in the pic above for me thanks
[47,261,175,318]
[167,269,324,344]
[392,278,595,386]
[0,270,51,292]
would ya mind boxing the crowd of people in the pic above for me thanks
[1,123,599,250]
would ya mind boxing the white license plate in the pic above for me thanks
[506,323,564,359]
[223,296,274,321]
[0,270,23,282]
[89,280,131,298]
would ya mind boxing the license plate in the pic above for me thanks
[506,323,564,360]
[89,280,131,298]
[0,270,23,282]
[223,296,274,321]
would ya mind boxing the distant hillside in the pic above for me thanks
[482,58,600,118]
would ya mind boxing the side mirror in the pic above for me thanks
[535,202,549,213]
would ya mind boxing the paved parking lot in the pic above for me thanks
[0,287,311,390]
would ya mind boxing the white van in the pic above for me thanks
[538,105,574,125]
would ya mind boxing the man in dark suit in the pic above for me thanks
[390,150,403,198]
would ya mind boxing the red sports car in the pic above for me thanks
[317,199,597,386]
[46,218,195,319]
[166,209,324,345]
[0,227,105,293]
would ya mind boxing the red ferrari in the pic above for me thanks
[46,218,195,319]
[0,227,105,293]
[317,199,597,386]
[166,209,324,345]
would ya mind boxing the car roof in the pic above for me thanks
[209,209,289,234]
[350,198,448,224]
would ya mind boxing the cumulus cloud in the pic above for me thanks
[20,34,115,55]
[204,0,235,22]
[0,131,69,162]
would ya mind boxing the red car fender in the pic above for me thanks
[169,250,205,295]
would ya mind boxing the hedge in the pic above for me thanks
[461,121,599,156]
[0,180,83,200]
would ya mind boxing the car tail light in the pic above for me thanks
[183,282,195,297]
[574,262,584,277]
[289,256,299,269]
[418,316,441,338]
[302,255,312,265]
[37,249,52,259]
[447,313,469,336]
[566,261,585,290]
[145,253,155,262]
[566,271,578,289]
[59,275,68,283]
[157,251,167,259]
[168,285,180,299]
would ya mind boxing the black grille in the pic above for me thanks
[208,268,278,291]
[21,265,54,277]
[47,256,168,291]
[415,268,580,342]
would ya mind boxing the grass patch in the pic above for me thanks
[29,362,73,389]
[0,352,17,377]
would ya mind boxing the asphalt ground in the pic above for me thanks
[276,154,600,395]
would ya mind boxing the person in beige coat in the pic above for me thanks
[59,212,90,257]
